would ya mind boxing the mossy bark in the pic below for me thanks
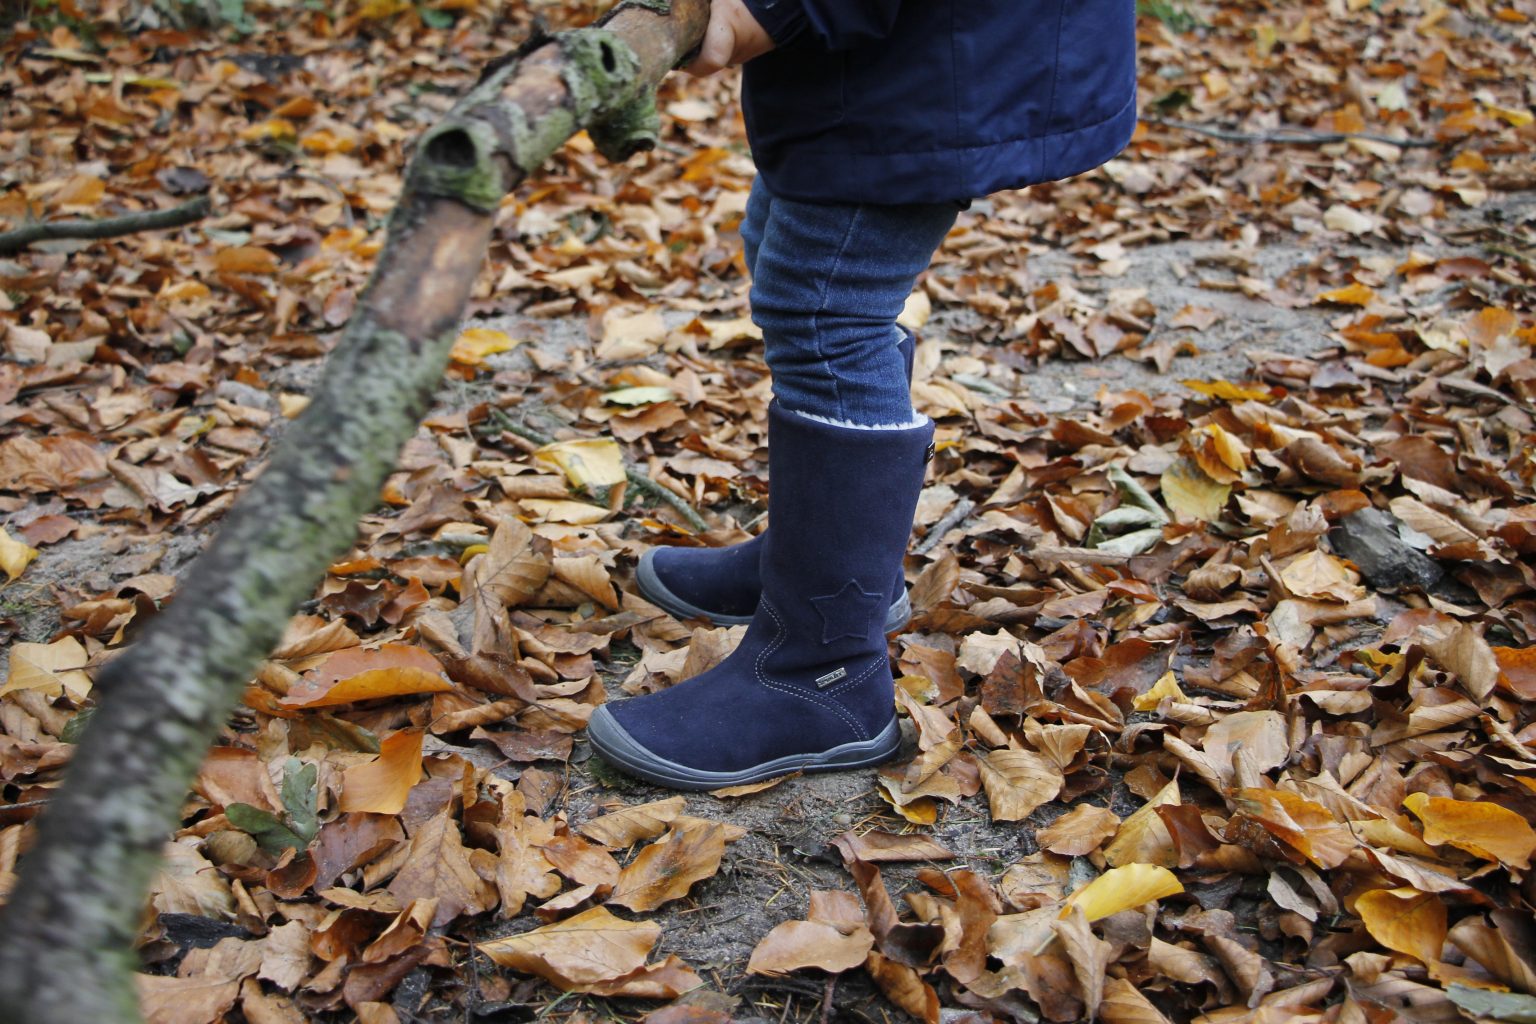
[0,3,708,1021]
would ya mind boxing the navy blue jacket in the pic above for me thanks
[738,0,1138,205]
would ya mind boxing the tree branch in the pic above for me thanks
[0,3,709,1021]
[1147,117,1442,149]
[0,196,212,254]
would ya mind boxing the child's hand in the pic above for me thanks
[684,0,774,76]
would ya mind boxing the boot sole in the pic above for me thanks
[586,706,902,792]
[636,548,913,633]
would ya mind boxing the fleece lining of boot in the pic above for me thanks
[788,408,931,430]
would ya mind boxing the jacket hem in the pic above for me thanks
[752,89,1140,206]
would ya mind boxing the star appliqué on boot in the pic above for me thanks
[810,580,885,643]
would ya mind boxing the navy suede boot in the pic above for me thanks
[589,402,933,790]
[635,326,919,631]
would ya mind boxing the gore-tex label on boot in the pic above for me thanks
[815,667,847,688]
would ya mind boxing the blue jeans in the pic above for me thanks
[741,180,958,426]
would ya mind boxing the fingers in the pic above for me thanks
[683,16,734,77]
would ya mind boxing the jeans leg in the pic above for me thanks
[741,178,773,281]
[750,191,957,426]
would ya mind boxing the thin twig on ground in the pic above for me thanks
[0,196,212,254]
[915,497,976,556]
[486,407,710,532]
[1148,117,1441,149]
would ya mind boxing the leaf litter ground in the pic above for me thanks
[4,1,1536,1022]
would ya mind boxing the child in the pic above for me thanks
[587,0,1138,789]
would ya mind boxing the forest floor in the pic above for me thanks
[4,1,1536,1023]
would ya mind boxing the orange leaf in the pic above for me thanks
[1494,646,1536,699]
[214,246,280,275]
[280,644,454,708]
[1357,888,1445,966]
[339,729,424,814]
[1317,283,1375,306]
[1403,793,1536,868]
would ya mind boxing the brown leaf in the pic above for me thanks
[387,808,496,927]
[578,796,687,849]
[1052,905,1111,1018]
[1100,976,1173,1024]
[608,820,726,912]
[977,749,1064,822]
[1104,779,1180,868]
[137,974,240,1024]
[479,906,659,991]
[1037,805,1121,857]
[746,920,874,976]
[864,951,940,1024]
[1422,623,1499,701]
[829,830,955,864]
[493,790,561,916]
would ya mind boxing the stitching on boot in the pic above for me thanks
[755,596,867,740]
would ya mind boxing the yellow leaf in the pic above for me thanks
[339,729,424,814]
[1317,282,1376,306]
[1357,887,1446,966]
[357,0,410,18]
[279,644,454,708]
[1181,380,1276,403]
[1203,424,1249,474]
[1160,457,1230,522]
[1063,864,1183,922]
[519,498,611,525]
[1487,104,1534,128]
[874,777,939,825]
[238,118,297,142]
[0,636,92,699]
[534,439,627,494]
[449,327,520,366]
[0,526,39,580]
[1403,792,1536,868]
[1132,671,1186,712]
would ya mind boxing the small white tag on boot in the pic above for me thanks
[815,667,847,688]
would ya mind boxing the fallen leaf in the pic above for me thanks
[746,919,874,976]
[339,730,423,815]
[579,797,687,848]
[1404,793,1536,868]
[280,645,455,708]
[1357,887,1446,966]
[0,527,39,580]
[1063,864,1183,922]
[1037,805,1122,857]
[977,749,1064,822]
[479,906,660,991]
[608,820,726,912]
[387,807,496,927]
[1,636,93,699]
[450,326,520,366]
